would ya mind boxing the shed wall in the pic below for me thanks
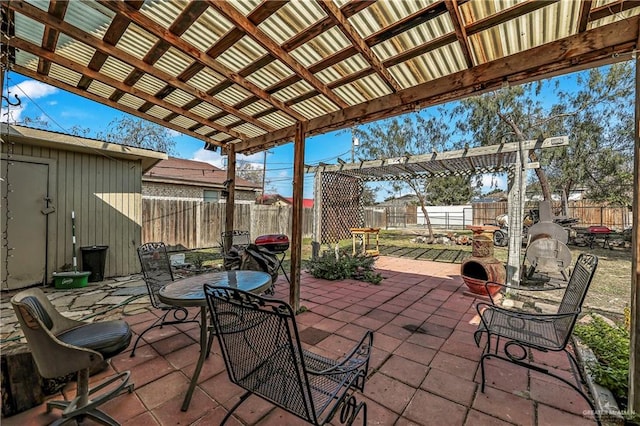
[2,140,143,282]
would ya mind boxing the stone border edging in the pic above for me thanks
[574,338,625,425]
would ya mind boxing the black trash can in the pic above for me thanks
[80,245,109,282]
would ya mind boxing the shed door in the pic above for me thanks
[1,159,50,290]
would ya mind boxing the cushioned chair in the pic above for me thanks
[204,286,373,425]
[11,288,133,426]
[133,242,200,356]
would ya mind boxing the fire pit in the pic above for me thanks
[461,225,506,296]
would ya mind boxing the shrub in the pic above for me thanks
[305,250,383,284]
[574,315,629,404]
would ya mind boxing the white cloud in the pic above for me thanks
[167,129,181,137]
[191,148,269,169]
[9,80,57,99]
[1,80,57,124]
[191,148,226,168]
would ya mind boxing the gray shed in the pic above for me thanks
[1,124,166,290]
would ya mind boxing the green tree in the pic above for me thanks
[360,185,377,206]
[98,117,177,154]
[452,62,634,209]
[236,160,263,185]
[353,114,476,240]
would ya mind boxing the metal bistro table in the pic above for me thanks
[158,270,272,411]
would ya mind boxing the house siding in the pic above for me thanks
[142,181,257,202]
[2,140,143,282]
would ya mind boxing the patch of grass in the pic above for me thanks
[574,315,629,409]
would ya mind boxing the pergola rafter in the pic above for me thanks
[4,0,636,153]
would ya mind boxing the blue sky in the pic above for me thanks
[1,68,592,201]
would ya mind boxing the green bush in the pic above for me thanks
[305,250,383,284]
[574,315,629,404]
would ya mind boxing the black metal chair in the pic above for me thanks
[204,286,373,425]
[11,288,134,426]
[133,242,200,356]
[474,253,599,423]
[220,230,251,255]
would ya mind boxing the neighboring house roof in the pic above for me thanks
[1,124,167,172]
[257,194,314,208]
[258,194,290,205]
[143,157,260,190]
[284,197,314,208]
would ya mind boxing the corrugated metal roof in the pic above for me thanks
[3,1,638,153]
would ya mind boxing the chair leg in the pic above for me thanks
[220,391,251,426]
[47,368,133,426]
[131,308,199,356]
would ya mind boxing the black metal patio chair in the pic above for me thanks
[474,253,599,423]
[204,286,374,425]
[220,230,251,255]
[132,242,200,356]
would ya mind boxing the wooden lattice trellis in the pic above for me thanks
[319,172,364,244]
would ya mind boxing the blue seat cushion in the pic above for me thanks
[57,320,132,359]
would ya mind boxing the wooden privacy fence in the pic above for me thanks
[472,201,632,230]
[142,199,313,250]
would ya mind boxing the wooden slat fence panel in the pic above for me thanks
[472,201,631,229]
[142,200,314,249]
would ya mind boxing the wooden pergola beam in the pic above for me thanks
[197,0,459,139]
[9,35,251,142]
[317,0,401,93]
[589,0,640,21]
[207,0,348,110]
[444,0,474,69]
[7,0,270,137]
[235,16,638,153]
[161,1,288,134]
[577,0,593,33]
[11,64,217,147]
[36,0,68,76]
[97,0,307,122]
[110,1,210,104]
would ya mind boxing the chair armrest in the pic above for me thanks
[476,301,578,323]
[484,280,566,305]
[307,330,373,375]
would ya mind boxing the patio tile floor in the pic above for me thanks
[1,257,598,425]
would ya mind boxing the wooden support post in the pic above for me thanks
[224,144,236,252]
[506,146,525,286]
[290,122,306,312]
[630,42,640,416]
[311,170,322,259]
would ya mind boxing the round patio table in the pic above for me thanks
[159,270,272,411]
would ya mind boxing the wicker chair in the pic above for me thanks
[132,242,200,356]
[11,288,134,426]
[474,253,599,422]
[204,286,373,425]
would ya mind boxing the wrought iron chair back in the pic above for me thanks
[204,286,373,425]
[220,230,251,254]
[133,242,198,357]
[137,241,175,309]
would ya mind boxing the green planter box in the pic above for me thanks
[52,271,91,289]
